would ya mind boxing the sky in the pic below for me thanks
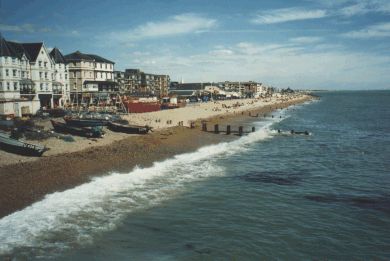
[1,0,390,90]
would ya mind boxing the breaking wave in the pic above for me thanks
[0,119,278,258]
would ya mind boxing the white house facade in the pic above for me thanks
[0,34,70,116]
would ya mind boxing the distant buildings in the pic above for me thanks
[116,69,170,97]
[169,81,273,99]
[0,34,69,116]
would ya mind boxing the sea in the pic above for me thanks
[0,91,389,260]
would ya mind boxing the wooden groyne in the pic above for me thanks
[201,122,256,136]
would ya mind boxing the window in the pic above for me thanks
[73,62,76,66]
[45,72,48,79]
[73,83,76,90]
[39,72,42,78]
[65,74,67,80]
[45,83,48,91]
[100,63,102,68]
[44,62,47,67]
[66,84,68,90]
[13,82,18,90]
[7,82,10,90]
[5,57,8,63]
[40,83,43,91]
[39,61,42,67]
[89,72,92,78]
[73,72,76,78]
[12,57,16,63]
[13,70,17,77]
[105,63,107,69]
[6,69,9,76]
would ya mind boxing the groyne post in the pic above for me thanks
[214,124,219,134]
[202,123,207,132]
[239,126,243,136]
[226,125,231,135]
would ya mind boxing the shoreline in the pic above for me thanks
[0,94,314,218]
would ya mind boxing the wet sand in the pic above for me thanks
[0,95,313,218]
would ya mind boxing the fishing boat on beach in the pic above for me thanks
[107,121,152,134]
[51,120,104,138]
[0,131,48,156]
[63,115,111,127]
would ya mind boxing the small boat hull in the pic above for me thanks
[51,120,104,138]
[108,122,151,134]
[64,116,110,127]
[0,132,47,157]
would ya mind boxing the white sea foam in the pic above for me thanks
[0,121,277,257]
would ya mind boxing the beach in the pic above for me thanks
[0,93,313,218]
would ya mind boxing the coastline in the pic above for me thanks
[0,94,314,218]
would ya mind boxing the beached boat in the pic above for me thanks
[107,121,152,134]
[63,115,110,127]
[51,120,104,138]
[0,131,48,156]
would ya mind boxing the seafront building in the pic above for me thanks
[64,51,118,102]
[49,48,70,107]
[117,69,170,98]
[0,34,69,116]
[169,81,272,99]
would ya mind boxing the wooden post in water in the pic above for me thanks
[239,126,243,136]
[202,123,207,131]
[214,124,219,134]
[252,126,256,132]
[226,125,231,135]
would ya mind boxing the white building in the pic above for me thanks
[64,51,117,97]
[0,35,69,116]
[50,47,70,107]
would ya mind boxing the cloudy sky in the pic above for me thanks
[1,0,390,89]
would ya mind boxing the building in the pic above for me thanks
[0,34,69,116]
[221,81,273,98]
[64,51,117,100]
[119,69,170,97]
[49,47,70,107]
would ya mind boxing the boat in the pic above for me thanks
[63,115,110,127]
[124,100,161,113]
[41,108,69,117]
[51,120,104,138]
[107,121,152,134]
[0,131,48,157]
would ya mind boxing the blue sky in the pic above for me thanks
[1,0,390,89]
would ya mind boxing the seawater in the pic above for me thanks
[0,91,389,260]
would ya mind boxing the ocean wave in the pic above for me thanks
[0,120,277,258]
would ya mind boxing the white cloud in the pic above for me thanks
[343,22,390,38]
[289,36,323,44]
[0,23,51,33]
[251,8,327,24]
[109,13,216,41]
[339,0,390,16]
